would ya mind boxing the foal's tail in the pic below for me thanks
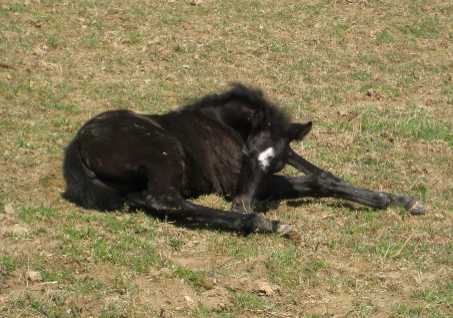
[62,140,124,210]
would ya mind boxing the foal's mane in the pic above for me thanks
[181,83,291,128]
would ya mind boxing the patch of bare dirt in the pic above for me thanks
[169,254,229,272]
[134,274,232,317]
[0,203,29,238]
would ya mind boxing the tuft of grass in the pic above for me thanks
[233,292,270,311]
[0,255,16,274]
[64,224,98,240]
[173,266,210,291]
[352,301,377,317]
[100,302,128,318]
[47,34,63,49]
[167,236,184,251]
[411,282,453,306]
[125,31,143,45]
[2,3,28,13]
[269,41,289,53]
[222,238,260,259]
[351,71,372,81]
[400,17,441,39]
[265,246,301,287]
[73,276,107,295]
[90,235,158,273]
[43,102,80,113]
[6,293,76,318]
[304,259,328,274]
[375,29,396,44]
[19,207,61,223]
[391,303,449,318]
[191,305,234,318]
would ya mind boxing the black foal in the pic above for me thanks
[63,84,425,237]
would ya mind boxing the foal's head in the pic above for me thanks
[245,103,312,174]
[193,84,312,173]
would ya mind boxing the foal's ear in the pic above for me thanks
[288,122,312,141]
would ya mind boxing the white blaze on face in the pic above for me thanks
[258,147,275,170]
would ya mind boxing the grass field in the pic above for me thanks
[1,0,452,317]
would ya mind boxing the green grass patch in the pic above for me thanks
[43,102,80,113]
[400,17,441,39]
[173,266,210,291]
[58,213,158,272]
[266,246,303,287]
[6,292,77,318]
[375,29,396,44]
[304,259,328,274]
[167,236,184,251]
[0,255,16,274]
[19,207,61,223]
[351,71,372,81]
[233,291,270,311]
[340,106,452,146]
[72,276,107,295]
[90,235,158,272]
[1,3,28,13]
[64,225,98,241]
[352,301,377,317]
[100,302,129,318]
[190,305,234,318]
[392,302,449,318]
[222,238,260,259]
[412,282,453,306]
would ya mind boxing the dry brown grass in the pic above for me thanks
[1,0,452,317]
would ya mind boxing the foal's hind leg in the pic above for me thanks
[260,149,425,214]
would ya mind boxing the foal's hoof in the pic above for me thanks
[277,224,302,243]
[405,199,426,215]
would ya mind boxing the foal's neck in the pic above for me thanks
[200,101,258,142]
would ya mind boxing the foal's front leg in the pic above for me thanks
[230,153,266,213]
[264,149,425,214]
[127,190,294,236]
